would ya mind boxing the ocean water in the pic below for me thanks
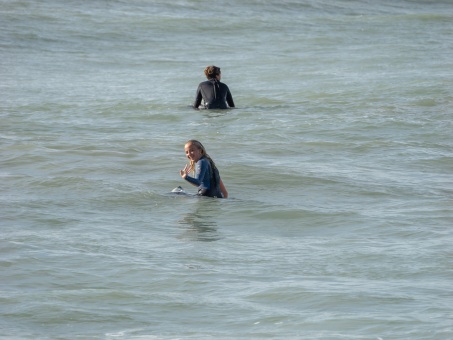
[1,0,453,339]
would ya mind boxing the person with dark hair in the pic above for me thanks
[180,140,228,198]
[193,66,235,109]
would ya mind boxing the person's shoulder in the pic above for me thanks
[199,80,212,87]
[199,157,211,168]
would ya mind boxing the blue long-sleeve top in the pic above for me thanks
[184,157,211,191]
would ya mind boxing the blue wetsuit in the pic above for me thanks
[193,79,235,109]
[184,156,223,198]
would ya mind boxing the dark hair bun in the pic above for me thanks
[204,65,220,79]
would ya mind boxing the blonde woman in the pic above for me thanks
[180,140,228,198]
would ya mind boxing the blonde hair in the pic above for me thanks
[204,65,221,79]
[185,139,218,174]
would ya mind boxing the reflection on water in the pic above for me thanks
[201,109,233,119]
[177,201,222,242]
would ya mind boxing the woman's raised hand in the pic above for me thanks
[180,164,190,178]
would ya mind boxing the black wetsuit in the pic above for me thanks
[193,79,235,109]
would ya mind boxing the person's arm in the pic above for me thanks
[193,85,202,109]
[219,178,228,198]
[226,86,235,108]
[181,160,209,187]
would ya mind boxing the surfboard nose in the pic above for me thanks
[171,186,185,193]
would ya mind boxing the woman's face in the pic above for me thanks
[184,143,203,162]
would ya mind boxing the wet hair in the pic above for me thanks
[185,139,218,174]
[204,65,221,79]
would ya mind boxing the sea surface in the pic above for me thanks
[1,0,453,339]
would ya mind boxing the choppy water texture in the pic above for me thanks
[1,0,453,339]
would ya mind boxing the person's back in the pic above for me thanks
[193,65,235,109]
[196,79,234,109]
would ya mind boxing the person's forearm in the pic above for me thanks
[219,179,228,198]
[184,175,201,186]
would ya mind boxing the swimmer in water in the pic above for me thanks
[180,140,228,198]
[193,65,235,109]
